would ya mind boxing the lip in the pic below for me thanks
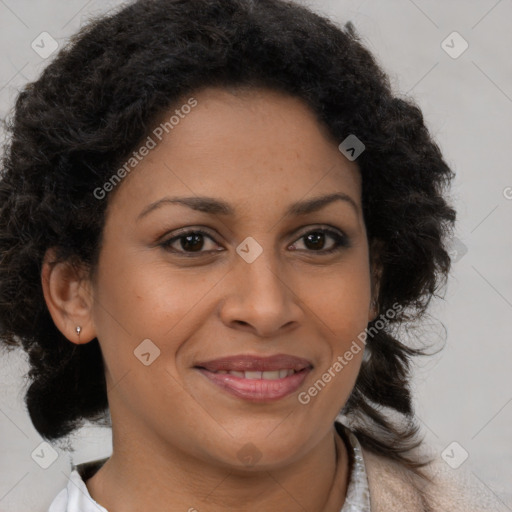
[194,354,312,372]
[194,354,313,402]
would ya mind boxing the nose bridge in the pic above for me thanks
[220,235,300,335]
[236,236,288,303]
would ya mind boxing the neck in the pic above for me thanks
[85,423,350,512]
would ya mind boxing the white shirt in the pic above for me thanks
[47,424,371,512]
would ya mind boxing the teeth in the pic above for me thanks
[262,370,280,380]
[214,369,296,379]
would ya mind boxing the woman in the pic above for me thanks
[0,0,500,510]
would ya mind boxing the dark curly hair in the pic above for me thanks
[0,0,456,476]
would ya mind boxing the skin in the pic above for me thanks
[42,86,379,512]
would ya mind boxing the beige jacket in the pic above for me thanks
[361,447,509,511]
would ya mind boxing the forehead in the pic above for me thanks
[105,86,362,220]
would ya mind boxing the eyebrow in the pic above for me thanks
[136,192,359,221]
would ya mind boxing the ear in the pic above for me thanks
[41,247,96,345]
[368,238,383,323]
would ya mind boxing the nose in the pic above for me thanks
[218,244,302,338]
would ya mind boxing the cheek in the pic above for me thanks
[90,252,224,373]
[296,258,370,404]
[89,256,218,425]
[300,259,372,340]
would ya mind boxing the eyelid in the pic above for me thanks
[291,224,346,239]
[159,227,219,248]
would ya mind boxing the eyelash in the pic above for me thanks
[159,227,350,257]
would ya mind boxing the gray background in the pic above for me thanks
[0,1,511,510]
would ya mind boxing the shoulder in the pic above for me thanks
[361,446,509,512]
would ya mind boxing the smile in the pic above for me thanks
[194,354,312,402]
[211,369,297,379]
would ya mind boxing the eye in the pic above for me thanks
[288,228,350,254]
[159,226,350,257]
[159,229,222,256]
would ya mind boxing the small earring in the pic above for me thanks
[75,326,82,341]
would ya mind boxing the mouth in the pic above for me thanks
[194,354,313,402]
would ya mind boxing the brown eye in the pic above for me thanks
[289,228,350,254]
[179,233,206,252]
[160,229,222,256]
[304,231,327,250]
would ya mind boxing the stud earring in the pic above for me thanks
[76,326,82,341]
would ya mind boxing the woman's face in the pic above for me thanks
[87,87,375,469]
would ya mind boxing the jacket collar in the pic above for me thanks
[361,447,430,511]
